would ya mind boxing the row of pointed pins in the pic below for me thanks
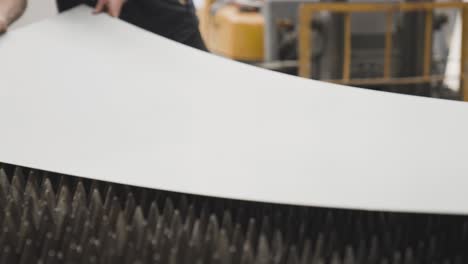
[1,164,468,264]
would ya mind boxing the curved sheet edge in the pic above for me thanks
[1,6,468,215]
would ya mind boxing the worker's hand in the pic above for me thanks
[93,0,124,18]
[0,18,7,34]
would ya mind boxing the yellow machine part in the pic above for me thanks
[199,3,264,62]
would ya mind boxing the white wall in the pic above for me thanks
[11,0,57,29]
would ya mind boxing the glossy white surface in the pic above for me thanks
[1,6,468,215]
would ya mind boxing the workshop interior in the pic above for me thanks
[2,0,468,263]
[198,0,467,100]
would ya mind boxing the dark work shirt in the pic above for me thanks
[56,0,206,50]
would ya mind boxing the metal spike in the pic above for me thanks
[72,181,87,216]
[0,180,7,208]
[13,167,26,190]
[0,168,10,200]
[216,229,231,264]
[368,235,379,264]
[271,229,284,264]
[116,212,128,253]
[171,210,184,241]
[260,215,271,240]
[108,196,121,227]
[240,240,254,264]
[184,205,196,233]
[190,220,202,250]
[16,219,33,253]
[40,177,56,210]
[24,172,40,202]
[19,239,34,264]
[344,246,355,264]
[256,234,271,264]
[178,195,189,219]
[231,224,244,254]
[206,215,220,244]
[147,201,159,234]
[124,192,136,223]
[313,233,324,260]
[222,210,233,240]
[300,239,312,264]
[89,189,103,231]
[246,218,257,247]
[131,206,146,249]
[163,197,175,227]
[103,185,115,215]
[55,184,71,232]
[10,179,24,206]
[88,180,100,204]
[286,246,300,264]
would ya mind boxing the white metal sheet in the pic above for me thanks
[1,6,468,215]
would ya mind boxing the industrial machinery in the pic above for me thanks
[3,165,468,263]
[199,0,467,99]
[198,0,265,61]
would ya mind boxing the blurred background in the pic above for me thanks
[16,0,468,100]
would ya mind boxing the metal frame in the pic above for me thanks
[263,0,320,62]
[298,2,468,100]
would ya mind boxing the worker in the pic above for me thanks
[0,0,207,50]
